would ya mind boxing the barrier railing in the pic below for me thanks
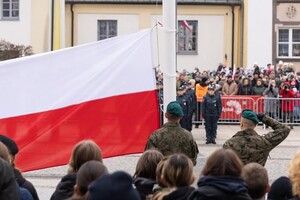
[192,96,300,126]
[256,97,300,126]
[193,96,256,125]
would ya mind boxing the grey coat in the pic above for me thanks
[263,87,279,113]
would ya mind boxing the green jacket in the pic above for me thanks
[223,116,290,166]
[145,121,199,165]
[252,85,265,96]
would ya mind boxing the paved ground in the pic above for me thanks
[23,124,300,200]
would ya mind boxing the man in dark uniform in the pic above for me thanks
[185,81,197,131]
[223,109,290,166]
[177,86,190,131]
[144,101,199,165]
[202,83,222,144]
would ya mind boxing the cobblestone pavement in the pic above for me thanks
[23,125,300,199]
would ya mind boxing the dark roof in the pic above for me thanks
[65,0,242,5]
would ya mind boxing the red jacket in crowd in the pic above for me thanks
[280,85,295,112]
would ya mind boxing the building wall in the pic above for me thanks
[273,1,300,71]
[31,0,51,53]
[176,15,225,71]
[65,4,238,72]
[0,0,32,46]
[0,1,240,72]
[246,0,273,69]
[77,13,139,44]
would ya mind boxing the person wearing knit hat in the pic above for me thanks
[88,171,140,200]
[267,176,293,200]
[223,109,290,166]
[145,101,199,166]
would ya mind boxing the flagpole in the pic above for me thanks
[60,0,65,48]
[162,0,177,120]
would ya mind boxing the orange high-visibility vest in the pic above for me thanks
[195,83,208,102]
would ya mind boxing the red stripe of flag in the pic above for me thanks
[182,20,191,31]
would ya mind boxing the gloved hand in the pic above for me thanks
[257,113,265,121]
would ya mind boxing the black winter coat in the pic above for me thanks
[202,93,222,118]
[188,176,251,200]
[163,186,195,200]
[0,158,19,200]
[238,85,253,95]
[289,197,300,200]
[133,177,156,200]
[50,173,77,200]
[14,168,39,200]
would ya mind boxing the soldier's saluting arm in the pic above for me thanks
[260,114,290,150]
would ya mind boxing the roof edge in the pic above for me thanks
[65,0,242,6]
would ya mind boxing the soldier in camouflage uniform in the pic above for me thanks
[223,109,290,166]
[144,101,199,165]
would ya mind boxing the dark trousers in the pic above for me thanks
[283,111,294,127]
[195,102,203,126]
[180,115,192,132]
[186,114,193,132]
[204,116,218,142]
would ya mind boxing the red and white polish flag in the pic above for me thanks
[0,29,159,171]
[182,20,192,31]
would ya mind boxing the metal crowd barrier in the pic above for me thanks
[192,96,300,126]
[256,97,300,126]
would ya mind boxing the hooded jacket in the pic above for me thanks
[188,176,251,200]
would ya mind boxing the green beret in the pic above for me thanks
[167,101,184,117]
[242,109,259,124]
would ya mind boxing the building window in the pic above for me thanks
[97,20,117,40]
[278,28,300,58]
[177,20,197,54]
[2,0,19,20]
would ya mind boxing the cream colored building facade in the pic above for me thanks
[65,1,243,72]
[0,0,243,72]
[0,0,51,53]
[4,1,299,72]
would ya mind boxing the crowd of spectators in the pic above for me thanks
[155,61,300,127]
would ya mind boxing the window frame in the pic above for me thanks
[177,20,198,55]
[1,0,19,20]
[277,28,300,58]
[97,20,118,41]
